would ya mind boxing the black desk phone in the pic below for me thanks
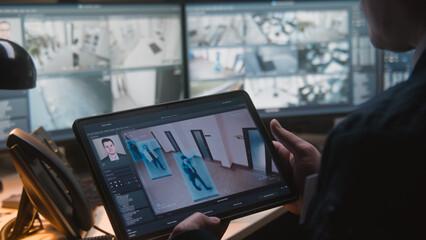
[1,127,115,240]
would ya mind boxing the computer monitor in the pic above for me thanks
[0,3,184,151]
[184,0,379,120]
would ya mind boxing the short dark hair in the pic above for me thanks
[101,138,114,146]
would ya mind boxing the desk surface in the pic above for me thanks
[0,173,287,240]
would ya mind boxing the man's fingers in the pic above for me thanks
[169,213,226,240]
[273,141,292,162]
[273,140,294,180]
[270,119,312,158]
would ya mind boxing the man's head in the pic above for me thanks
[360,0,426,52]
[102,138,116,156]
[0,21,11,40]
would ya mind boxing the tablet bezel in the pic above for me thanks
[73,90,297,240]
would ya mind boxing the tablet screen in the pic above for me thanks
[73,90,296,239]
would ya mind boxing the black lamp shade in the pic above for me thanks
[0,39,36,90]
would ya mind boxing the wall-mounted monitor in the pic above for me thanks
[0,3,184,150]
[184,0,379,118]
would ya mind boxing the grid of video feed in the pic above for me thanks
[0,4,183,140]
[185,1,378,116]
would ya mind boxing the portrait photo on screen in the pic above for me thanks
[93,135,130,169]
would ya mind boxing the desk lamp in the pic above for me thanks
[0,39,36,240]
[0,39,36,89]
[0,39,36,192]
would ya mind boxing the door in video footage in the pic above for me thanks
[191,130,213,161]
[243,128,272,174]
[165,131,181,152]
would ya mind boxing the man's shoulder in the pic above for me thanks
[336,68,426,134]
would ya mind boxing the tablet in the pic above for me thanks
[73,90,297,240]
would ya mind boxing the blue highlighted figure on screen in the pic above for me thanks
[174,152,218,202]
[142,144,166,170]
[126,140,143,161]
[135,139,171,180]
[181,155,211,191]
